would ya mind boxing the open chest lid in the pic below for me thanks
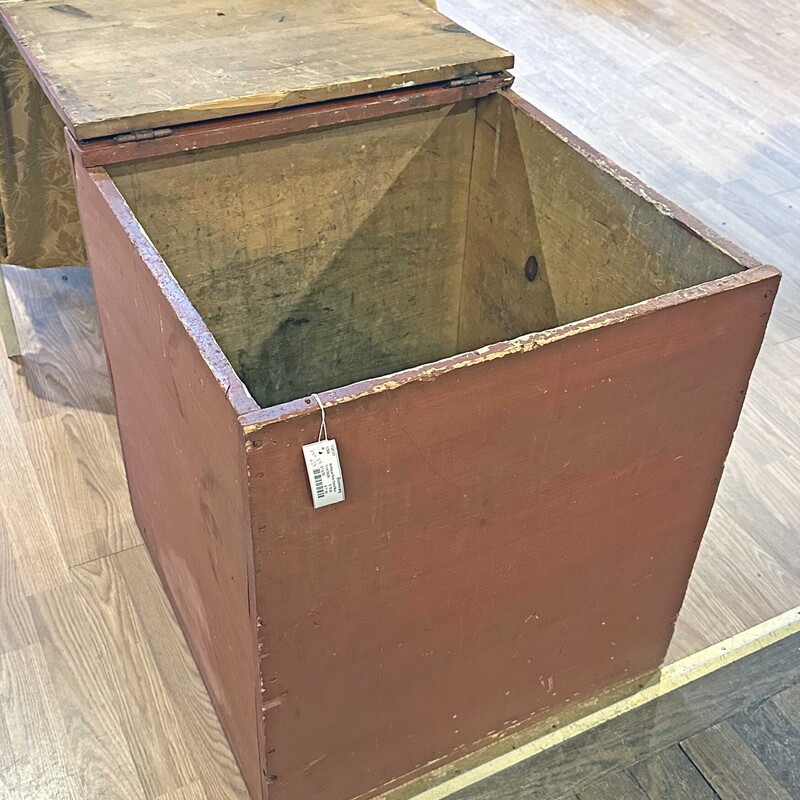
[0,0,513,141]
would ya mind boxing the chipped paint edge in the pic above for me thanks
[239,264,778,433]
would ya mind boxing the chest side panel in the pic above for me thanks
[246,273,777,800]
[72,164,262,797]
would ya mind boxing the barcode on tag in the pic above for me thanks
[312,467,324,500]
[302,439,345,509]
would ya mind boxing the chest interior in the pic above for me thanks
[109,92,744,408]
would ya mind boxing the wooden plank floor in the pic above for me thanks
[0,267,249,798]
[0,1,798,798]
[439,0,800,661]
[577,644,800,800]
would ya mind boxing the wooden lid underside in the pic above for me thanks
[0,0,513,140]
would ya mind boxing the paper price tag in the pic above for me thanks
[302,439,345,509]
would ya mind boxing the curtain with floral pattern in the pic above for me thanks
[0,24,85,268]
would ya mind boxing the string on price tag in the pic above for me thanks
[302,394,345,509]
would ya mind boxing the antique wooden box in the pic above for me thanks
[1,2,779,799]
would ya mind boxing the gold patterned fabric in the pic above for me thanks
[0,24,85,267]
[0,2,440,268]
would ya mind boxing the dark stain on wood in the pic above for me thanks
[48,4,92,19]
[524,255,540,282]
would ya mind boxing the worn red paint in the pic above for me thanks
[71,89,778,800]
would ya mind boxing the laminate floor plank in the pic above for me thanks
[158,784,210,800]
[0,645,83,800]
[28,583,148,799]
[21,409,141,568]
[0,374,72,594]
[110,546,249,800]
[670,505,799,658]
[682,721,793,800]
[576,771,648,800]
[629,745,720,800]
[70,556,197,799]
[0,514,37,655]
[730,699,800,798]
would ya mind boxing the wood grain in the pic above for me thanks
[773,683,800,727]
[29,583,148,798]
[158,785,210,800]
[0,0,512,139]
[110,102,477,407]
[72,76,512,169]
[111,546,250,800]
[576,772,648,800]
[0,265,250,799]
[0,515,37,655]
[459,93,745,349]
[682,721,793,800]
[629,745,719,800]
[667,505,800,660]
[21,410,141,567]
[0,645,81,800]
[70,557,196,798]
[730,699,800,797]
[0,371,72,593]
[458,93,560,349]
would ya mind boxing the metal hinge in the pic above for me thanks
[449,73,492,87]
[112,127,173,143]
[448,72,515,90]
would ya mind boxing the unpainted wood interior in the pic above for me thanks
[110,93,744,409]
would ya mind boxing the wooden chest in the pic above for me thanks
[1,2,779,799]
